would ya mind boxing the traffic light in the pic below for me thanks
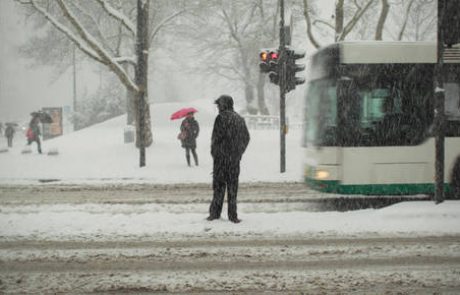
[285,48,306,92]
[259,49,281,85]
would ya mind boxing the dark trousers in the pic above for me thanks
[209,159,240,220]
[7,136,13,148]
[28,137,42,153]
[185,147,198,166]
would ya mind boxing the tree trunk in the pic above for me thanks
[127,88,136,125]
[257,72,269,115]
[245,83,257,115]
[134,0,151,167]
[122,63,136,125]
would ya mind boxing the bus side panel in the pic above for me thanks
[340,139,435,195]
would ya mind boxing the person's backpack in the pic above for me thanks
[26,128,35,140]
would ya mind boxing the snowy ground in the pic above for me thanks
[1,199,460,242]
[0,99,304,184]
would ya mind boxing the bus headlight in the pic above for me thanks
[315,170,330,180]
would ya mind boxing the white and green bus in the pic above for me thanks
[303,41,460,196]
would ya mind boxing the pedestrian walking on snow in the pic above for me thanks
[5,125,15,148]
[207,95,250,223]
[27,116,42,154]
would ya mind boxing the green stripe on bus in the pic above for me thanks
[305,178,451,195]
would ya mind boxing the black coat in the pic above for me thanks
[5,126,15,138]
[180,117,199,148]
[211,110,250,162]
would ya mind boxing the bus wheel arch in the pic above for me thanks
[451,156,460,199]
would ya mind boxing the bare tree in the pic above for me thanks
[393,0,436,41]
[16,0,193,166]
[174,0,278,115]
[301,0,436,48]
[302,0,383,48]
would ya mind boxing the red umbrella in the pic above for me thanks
[170,107,198,120]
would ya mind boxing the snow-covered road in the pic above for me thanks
[1,183,459,293]
[1,236,460,293]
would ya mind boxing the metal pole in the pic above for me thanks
[434,0,446,203]
[279,0,286,173]
[72,45,77,131]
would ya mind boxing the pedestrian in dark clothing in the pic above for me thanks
[207,95,250,223]
[27,116,42,154]
[179,112,199,166]
[5,125,15,148]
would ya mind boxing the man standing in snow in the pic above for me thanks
[207,95,250,223]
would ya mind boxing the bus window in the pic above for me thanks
[445,83,460,121]
[360,89,389,128]
[305,79,337,146]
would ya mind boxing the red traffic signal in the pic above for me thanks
[270,51,279,60]
[259,49,279,73]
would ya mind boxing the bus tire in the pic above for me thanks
[451,157,460,200]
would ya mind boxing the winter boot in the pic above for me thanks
[193,154,199,166]
[186,155,191,167]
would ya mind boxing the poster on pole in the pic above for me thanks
[42,107,63,140]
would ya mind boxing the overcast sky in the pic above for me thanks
[0,1,107,123]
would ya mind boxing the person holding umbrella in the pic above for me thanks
[171,107,199,167]
[27,115,42,154]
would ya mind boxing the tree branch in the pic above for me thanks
[375,0,390,40]
[222,8,242,48]
[339,0,376,41]
[149,9,186,47]
[28,0,103,63]
[313,19,335,30]
[96,0,136,36]
[68,1,114,55]
[113,56,137,66]
[397,0,416,40]
[302,0,320,48]
[240,2,258,35]
[56,0,138,92]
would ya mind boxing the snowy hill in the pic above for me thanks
[0,100,304,184]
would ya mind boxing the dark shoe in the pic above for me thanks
[206,216,219,221]
[229,218,241,224]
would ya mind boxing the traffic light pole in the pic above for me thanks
[279,0,287,173]
[434,1,446,203]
